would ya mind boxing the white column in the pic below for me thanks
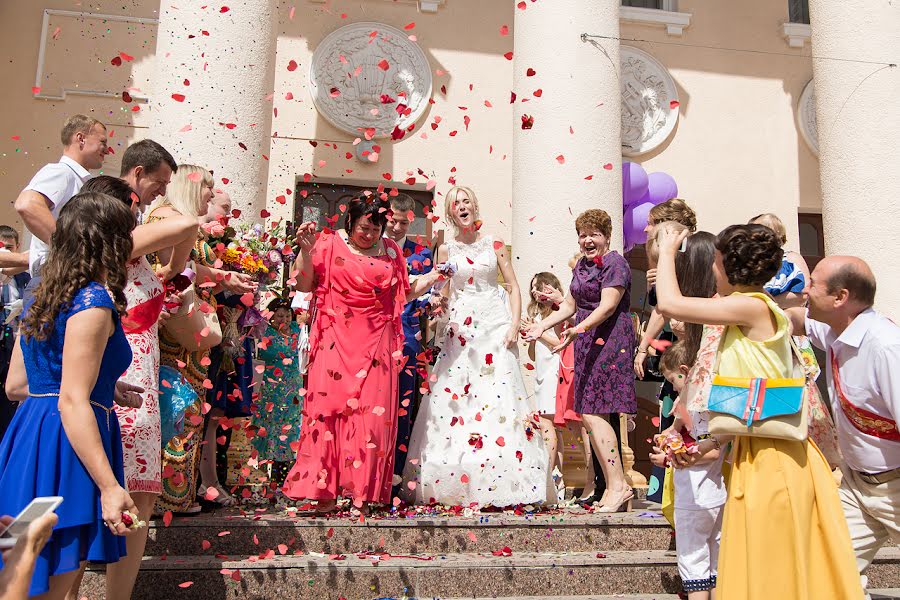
[149,1,277,216]
[808,0,900,318]
[511,0,622,290]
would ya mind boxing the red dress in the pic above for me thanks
[283,232,409,504]
[553,344,580,427]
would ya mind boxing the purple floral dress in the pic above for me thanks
[570,252,636,415]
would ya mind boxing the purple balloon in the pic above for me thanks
[622,162,649,208]
[623,197,655,248]
[646,171,678,206]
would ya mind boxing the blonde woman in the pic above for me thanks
[401,186,552,508]
[748,213,810,310]
[148,166,256,514]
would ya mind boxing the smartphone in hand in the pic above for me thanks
[0,496,62,549]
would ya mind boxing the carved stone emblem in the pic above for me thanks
[310,22,433,139]
[620,46,679,157]
[797,79,819,157]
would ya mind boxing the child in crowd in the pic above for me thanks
[525,272,566,498]
[651,341,727,600]
[524,265,587,501]
[251,297,305,496]
[748,213,809,310]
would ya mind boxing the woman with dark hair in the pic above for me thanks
[525,208,635,513]
[251,296,305,493]
[0,192,139,598]
[285,195,443,513]
[79,175,198,599]
[654,223,862,599]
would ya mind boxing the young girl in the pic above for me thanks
[652,341,726,600]
[524,272,583,499]
[654,222,862,600]
[252,297,305,494]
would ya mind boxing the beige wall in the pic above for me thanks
[0,1,159,232]
[0,0,820,252]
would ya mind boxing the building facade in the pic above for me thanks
[0,0,897,315]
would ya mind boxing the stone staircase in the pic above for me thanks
[79,503,900,599]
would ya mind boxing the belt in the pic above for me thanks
[30,392,115,428]
[856,466,900,485]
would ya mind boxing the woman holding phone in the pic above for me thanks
[0,192,139,598]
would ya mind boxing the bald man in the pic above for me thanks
[205,188,232,223]
[789,256,900,591]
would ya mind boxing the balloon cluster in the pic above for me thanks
[622,162,678,252]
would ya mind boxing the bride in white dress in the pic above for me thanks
[401,186,552,507]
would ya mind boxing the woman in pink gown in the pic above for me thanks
[284,196,442,513]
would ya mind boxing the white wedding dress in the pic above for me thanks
[401,235,553,507]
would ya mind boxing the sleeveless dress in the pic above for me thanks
[715,292,863,600]
[282,231,409,504]
[532,314,560,415]
[0,283,131,596]
[401,235,552,507]
[251,322,303,462]
[117,257,165,493]
[155,238,218,514]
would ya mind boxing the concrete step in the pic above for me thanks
[80,547,900,600]
[145,507,675,557]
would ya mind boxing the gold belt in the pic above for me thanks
[857,466,900,486]
[30,392,115,428]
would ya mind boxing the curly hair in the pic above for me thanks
[575,209,612,239]
[715,224,783,287]
[648,199,697,233]
[22,192,135,341]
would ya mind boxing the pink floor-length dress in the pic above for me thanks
[116,256,165,493]
[283,231,409,504]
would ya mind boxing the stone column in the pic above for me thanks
[808,0,900,318]
[511,0,623,290]
[149,0,277,216]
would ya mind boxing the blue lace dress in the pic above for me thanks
[0,282,132,596]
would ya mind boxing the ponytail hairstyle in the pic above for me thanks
[22,192,135,341]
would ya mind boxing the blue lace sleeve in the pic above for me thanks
[67,282,116,317]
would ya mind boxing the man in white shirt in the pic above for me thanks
[15,114,107,287]
[791,256,900,588]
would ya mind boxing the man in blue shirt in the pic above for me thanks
[385,193,433,495]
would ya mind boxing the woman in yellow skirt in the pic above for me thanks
[654,222,862,600]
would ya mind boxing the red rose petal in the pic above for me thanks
[171,93,186,102]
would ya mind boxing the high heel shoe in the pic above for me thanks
[595,489,634,513]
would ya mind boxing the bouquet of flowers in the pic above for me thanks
[654,428,699,464]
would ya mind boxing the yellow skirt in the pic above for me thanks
[718,436,863,600]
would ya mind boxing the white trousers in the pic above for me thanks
[674,505,724,592]
[839,466,900,591]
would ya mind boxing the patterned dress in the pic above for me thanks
[117,257,165,494]
[251,322,304,462]
[570,252,636,415]
[154,238,217,514]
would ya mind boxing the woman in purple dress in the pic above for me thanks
[525,209,635,512]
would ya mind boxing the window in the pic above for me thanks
[293,181,435,242]
[798,213,824,268]
[622,0,663,8]
[621,0,679,10]
[789,0,810,24]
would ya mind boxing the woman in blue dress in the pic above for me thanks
[0,191,139,598]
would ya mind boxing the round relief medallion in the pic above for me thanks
[797,79,818,157]
[310,22,433,139]
[620,46,680,157]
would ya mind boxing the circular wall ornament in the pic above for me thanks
[309,22,433,139]
[620,46,680,157]
[797,79,819,157]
